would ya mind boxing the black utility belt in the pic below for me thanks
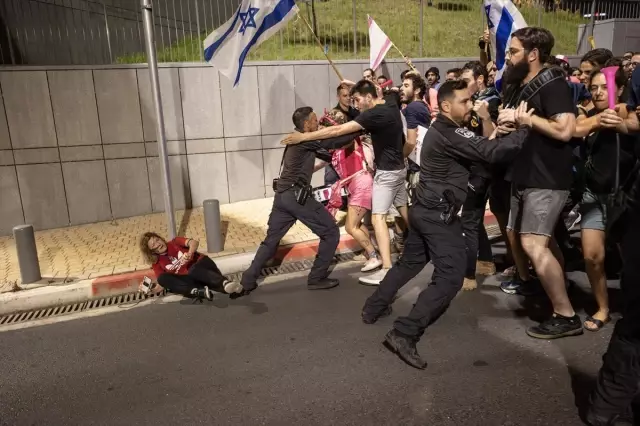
[273,178,312,205]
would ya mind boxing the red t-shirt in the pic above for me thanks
[152,237,202,277]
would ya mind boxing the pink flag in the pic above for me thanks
[368,15,392,71]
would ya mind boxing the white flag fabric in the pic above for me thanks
[368,15,392,71]
[408,125,428,166]
[203,0,299,86]
[484,0,527,91]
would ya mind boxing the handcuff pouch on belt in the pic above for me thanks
[440,189,459,225]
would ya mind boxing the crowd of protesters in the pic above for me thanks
[135,24,640,425]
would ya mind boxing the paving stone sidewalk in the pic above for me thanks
[0,197,348,293]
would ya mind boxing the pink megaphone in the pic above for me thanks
[601,66,619,110]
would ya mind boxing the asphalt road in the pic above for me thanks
[0,261,621,426]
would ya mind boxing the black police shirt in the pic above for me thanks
[508,77,576,190]
[276,132,361,192]
[354,96,405,171]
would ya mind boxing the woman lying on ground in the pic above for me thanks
[139,232,243,301]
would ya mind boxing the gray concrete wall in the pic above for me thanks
[0,56,577,235]
[577,19,640,56]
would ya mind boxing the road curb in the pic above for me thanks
[0,235,361,316]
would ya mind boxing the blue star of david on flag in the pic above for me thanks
[203,0,299,87]
[238,5,260,35]
[485,5,494,29]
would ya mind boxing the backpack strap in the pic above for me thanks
[505,67,567,108]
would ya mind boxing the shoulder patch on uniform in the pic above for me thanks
[455,128,475,139]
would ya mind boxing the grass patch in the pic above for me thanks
[117,0,587,64]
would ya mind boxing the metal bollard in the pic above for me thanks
[203,199,224,253]
[13,225,41,284]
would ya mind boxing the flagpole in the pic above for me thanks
[391,43,417,73]
[298,13,344,81]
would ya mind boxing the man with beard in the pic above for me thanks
[498,27,581,339]
[425,67,441,89]
[282,80,409,286]
[459,61,499,290]
[400,72,430,208]
[360,80,533,369]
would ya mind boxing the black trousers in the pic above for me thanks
[588,207,640,425]
[462,177,493,278]
[157,257,227,297]
[362,202,466,339]
[241,189,340,289]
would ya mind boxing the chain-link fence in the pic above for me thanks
[1,0,639,65]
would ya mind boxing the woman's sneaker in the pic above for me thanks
[193,286,214,302]
[526,313,583,339]
[223,280,243,294]
[361,254,382,272]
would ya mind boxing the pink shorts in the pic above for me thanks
[346,171,373,210]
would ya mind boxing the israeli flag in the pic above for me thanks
[484,0,528,91]
[203,0,299,86]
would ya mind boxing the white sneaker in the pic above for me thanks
[361,256,383,273]
[223,280,243,294]
[359,268,389,286]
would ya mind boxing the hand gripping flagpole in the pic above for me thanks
[298,13,344,81]
[391,43,417,73]
[141,0,176,239]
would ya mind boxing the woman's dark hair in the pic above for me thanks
[140,232,165,264]
[292,106,314,130]
[581,48,614,68]
[511,27,555,65]
[590,66,627,93]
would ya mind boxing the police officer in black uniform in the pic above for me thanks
[360,80,534,369]
[239,107,361,293]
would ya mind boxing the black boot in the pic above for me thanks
[383,329,427,370]
[307,278,339,290]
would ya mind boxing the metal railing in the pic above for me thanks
[1,0,638,66]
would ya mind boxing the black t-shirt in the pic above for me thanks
[584,109,637,194]
[355,97,405,171]
[508,77,576,190]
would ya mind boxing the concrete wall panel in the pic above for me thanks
[48,70,101,146]
[226,150,265,203]
[13,148,60,165]
[187,153,229,206]
[144,140,186,157]
[294,65,330,116]
[180,68,224,140]
[220,67,261,137]
[59,145,104,162]
[0,92,11,150]
[147,155,191,212]
[62,160,112,225]
[0,166,24,235]
[103,143,146,159]
[185,138,225,154]
[0,71,56,148]
[258,66,296,135]
[16,164,69,230]
[137,68,185,142]
[224,136,262,152]
[94,69,143,144]
[0,150,14,166]
[105,158,152,218]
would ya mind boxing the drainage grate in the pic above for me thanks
[0,251,361,327]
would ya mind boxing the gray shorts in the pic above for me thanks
[507,186,569,236]
[372,169,408,214]
[580,189,608,231]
